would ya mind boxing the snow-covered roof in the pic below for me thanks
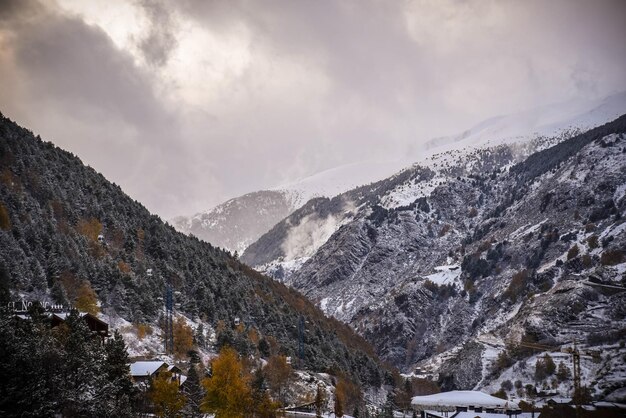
[130,361,167,377]
[595,402,626,409]
[453,413,534,418]
[411,391,519,410]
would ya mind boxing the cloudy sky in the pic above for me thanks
[0,0,625,218]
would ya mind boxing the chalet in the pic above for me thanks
[412,391,522,416]
[15,310,111,343]
[50,312,110,343]
[130,361,169,385]
[130,361,187,387]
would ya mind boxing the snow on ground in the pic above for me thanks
[285,413,354,418]
[454,413,535,418]
[425,265,461,285]
[614,182,626,204]
[381,175,446,209]
[273,158,420,208]
[510,219,548,240]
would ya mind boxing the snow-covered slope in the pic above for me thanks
[424,91,626,151]
[170,190,298,253]
[244,116,626,402]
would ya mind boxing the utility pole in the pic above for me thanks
[298,315,305,368]
[164,284,174,354]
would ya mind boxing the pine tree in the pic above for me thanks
[383,390,395,418]
[59,309,108,417]
[181,365,204,417]
[104,330,136,417]
[0,265,10,306]
[556,360,571,382]
[194,323,206,349]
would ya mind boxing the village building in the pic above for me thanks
[14,310,111,343]
[130,360,187,387]
[411,391,522,417]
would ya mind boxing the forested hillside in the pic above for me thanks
[0,112,382,386]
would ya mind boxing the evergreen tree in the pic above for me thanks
[59,310,107,417]
[383,390,395,418]
[181,365,204,418]
[250,367,279,417]
[194,323,206,349]
[0,265,10,306]
[104,330,136,417]
[0,306,62,416]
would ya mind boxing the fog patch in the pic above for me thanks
[281,201,355,261]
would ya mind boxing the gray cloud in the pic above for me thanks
[0,0,625,219]
[136,0,178,67]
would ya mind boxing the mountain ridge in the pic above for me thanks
[174,91,626,254]
[243,115,626,400]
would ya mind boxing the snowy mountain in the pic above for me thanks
[242,115,626,401]
[174,92,626,254]
[170,190,297,254]
[423,91,626,151]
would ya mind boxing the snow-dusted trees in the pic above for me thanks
[0,306,136,417]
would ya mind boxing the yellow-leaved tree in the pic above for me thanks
[265,354,293,405]
[76,217,102,242]
[202,346,252,417]
[173,316,194,359]
[149,370,186,418]
[74,281,99,315]
[0,202,10,230]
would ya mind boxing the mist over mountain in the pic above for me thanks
[242,115,626,400]
[173,91,626,255]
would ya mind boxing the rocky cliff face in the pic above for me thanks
[244,116,626,400]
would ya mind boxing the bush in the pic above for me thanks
[501,380,513,391]
[534,353,556,382]
[587,235,599,249]
[567,244,580,260]
[503,270,529,303]
[491,389,507,400]
[600,250,625,266]
[556,361,570,382]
